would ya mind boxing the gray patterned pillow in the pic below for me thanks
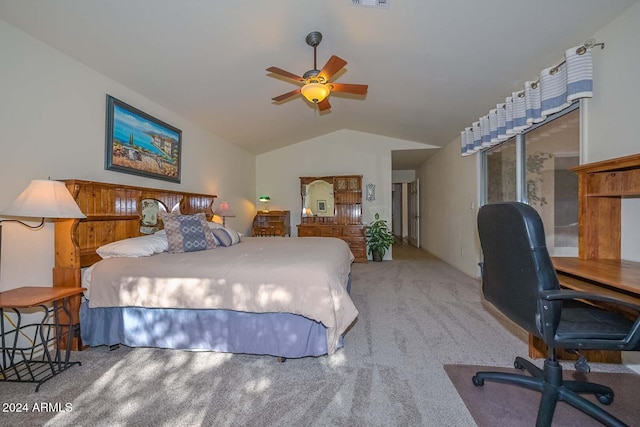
[211,227,242,247]
[161,212,216,253]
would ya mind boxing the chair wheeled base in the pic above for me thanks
[472,357,627,427]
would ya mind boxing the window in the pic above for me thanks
[486,138,517,204]
[482,105,580,256]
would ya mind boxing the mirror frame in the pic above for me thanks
[300,176,335,224]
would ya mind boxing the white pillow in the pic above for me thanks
[211,226,242,246]
[96,233,169,258]
[225,227,242,244]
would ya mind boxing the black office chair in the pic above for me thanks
[474,202,640,427]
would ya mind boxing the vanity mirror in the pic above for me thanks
[303,179,334,218]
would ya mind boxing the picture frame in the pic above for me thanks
[317,200,327,213]
[105,95,182,183]
[366,183,376,201]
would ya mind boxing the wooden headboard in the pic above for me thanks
[53,179,217,291]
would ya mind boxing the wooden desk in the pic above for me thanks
[0,286,85,391]
[528,154,640,363]
[251,211,291,237]
[528,258,640,363]
[553,257,640,303]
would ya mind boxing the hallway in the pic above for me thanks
[391,240,433,261]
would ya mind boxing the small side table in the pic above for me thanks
[0,286,85,391]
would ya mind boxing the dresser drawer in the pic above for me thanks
[342,226,365,237]
[321,226,343,237]
[298,226,320,237]
[341,237,367,263]
[350,247,367,261]
[342,236,365,248]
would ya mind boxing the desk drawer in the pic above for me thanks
[253,226,285,237]
[586,172,622,195]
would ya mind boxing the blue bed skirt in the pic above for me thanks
[80,275,350,358]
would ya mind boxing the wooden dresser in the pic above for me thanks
[297,175,367,263]
[529,153,640,363]
[252,210,290,237]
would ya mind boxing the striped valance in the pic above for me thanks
[461,43,599,156]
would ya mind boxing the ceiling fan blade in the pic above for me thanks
[317,98,331,111]
[330,83,368,96]
[317,55,347,82]
[272,88,301,102]
[266,67,305,83]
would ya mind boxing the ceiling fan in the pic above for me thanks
[266,31,368,112]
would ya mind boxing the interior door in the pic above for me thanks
[392,183,402,237]
[408,179,420,247]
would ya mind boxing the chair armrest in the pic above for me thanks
[541,289,640,348]
[540,289,640,313]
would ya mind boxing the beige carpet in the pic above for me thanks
[445,364,640,426]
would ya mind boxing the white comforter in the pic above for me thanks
[86,237,358,354]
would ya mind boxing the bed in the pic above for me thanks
[53,180,358,358]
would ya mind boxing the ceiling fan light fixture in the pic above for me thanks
[301,82,330,104]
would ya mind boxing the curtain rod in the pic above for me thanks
[508,39,605,99]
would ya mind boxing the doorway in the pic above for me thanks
[391,179,420,248]
[408,179,420,248]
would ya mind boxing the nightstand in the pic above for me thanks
[0,286,85,391]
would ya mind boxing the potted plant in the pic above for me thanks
[366,213,395,262]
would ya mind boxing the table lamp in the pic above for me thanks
[259,196,270,212]
[0,179,86,274]
[214,201,235,227]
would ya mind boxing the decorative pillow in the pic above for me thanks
[96,233,169,258]
[161,212,217,253]
[211,227,242,247]
[208,221,225,229]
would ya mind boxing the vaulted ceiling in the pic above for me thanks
[1,1,637,162]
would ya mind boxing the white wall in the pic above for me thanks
[0,20,256,292]
[588,3,640,262]
[418,2,640,278]
[416,2,640,369]
[417,141,481,277]
[256,129,432,260]
[391,170,415,183]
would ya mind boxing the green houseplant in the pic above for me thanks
[366,213,395,262]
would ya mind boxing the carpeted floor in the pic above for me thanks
[1,243,636,426]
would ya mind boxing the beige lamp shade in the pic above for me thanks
[0,180,86,219]
[214,201,235,217]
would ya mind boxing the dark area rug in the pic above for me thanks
[445,364,640,426]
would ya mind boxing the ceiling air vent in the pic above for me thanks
[352,0,389,9]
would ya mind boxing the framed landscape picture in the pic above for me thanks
[105,95,182,183]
